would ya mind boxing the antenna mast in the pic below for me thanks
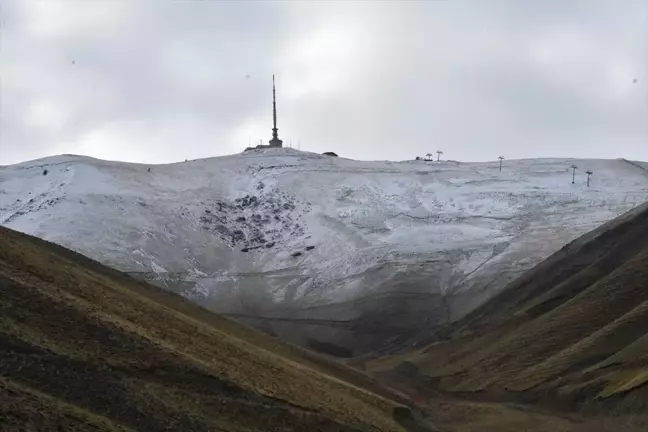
[268,74,283,147]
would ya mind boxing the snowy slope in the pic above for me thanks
[2,149,648,352]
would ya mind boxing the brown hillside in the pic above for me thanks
[0,226,433,432]
[369,202,648,420]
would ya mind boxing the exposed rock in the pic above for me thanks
[199,191,309,250]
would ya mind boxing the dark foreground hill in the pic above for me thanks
[0,226,432,432]
[367,201,648,431]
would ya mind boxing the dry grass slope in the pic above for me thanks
[368,202,648,428]
[0,226,428,432]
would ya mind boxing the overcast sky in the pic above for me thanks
[1,0,647,165]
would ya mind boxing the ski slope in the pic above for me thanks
[2,149,648,350]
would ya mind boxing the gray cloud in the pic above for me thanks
[1,0,646,165]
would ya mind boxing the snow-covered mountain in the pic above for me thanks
[2,148,647,354]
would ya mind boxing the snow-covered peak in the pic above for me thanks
[2,151,647,326]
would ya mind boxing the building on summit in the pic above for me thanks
[245,75,283,152]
